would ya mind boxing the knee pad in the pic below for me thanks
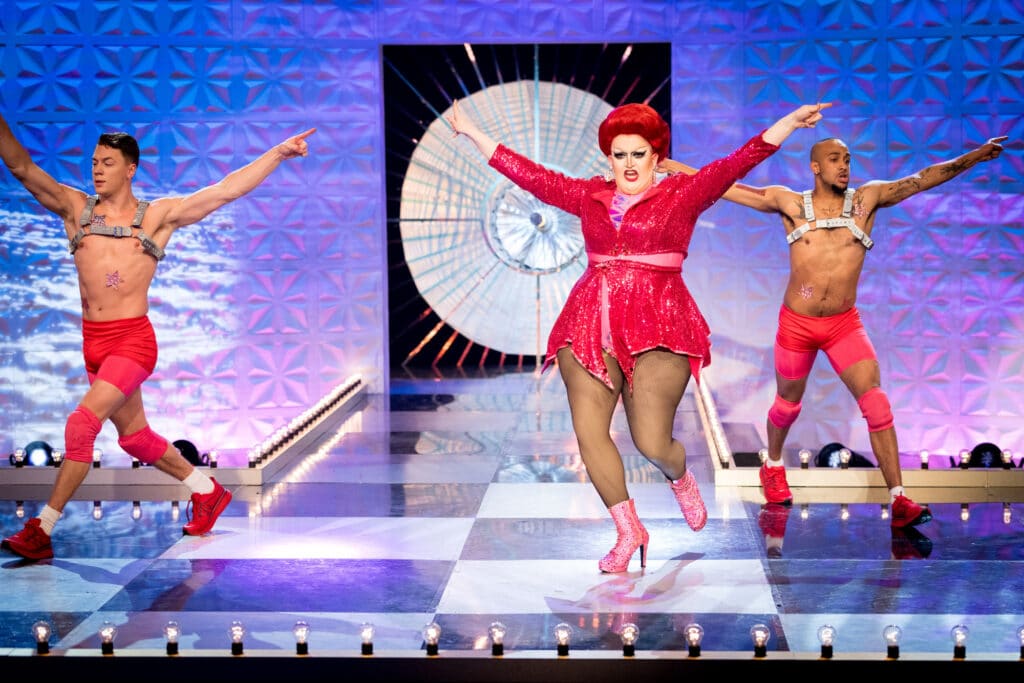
[118,426,169,465]
[858,387,894,432]
[768,395,802,429]
[64,406,102,463]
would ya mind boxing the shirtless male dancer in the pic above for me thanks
[0,111,314,560]
[661,133,1007,528]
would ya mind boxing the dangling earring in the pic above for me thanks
[603,167,614,183]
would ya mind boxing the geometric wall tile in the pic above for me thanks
[0,0,1021,459]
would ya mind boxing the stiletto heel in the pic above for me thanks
[599,498,649,573]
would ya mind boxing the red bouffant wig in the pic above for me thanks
[598,103,670,159]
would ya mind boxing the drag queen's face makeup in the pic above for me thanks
[609,134,657,195]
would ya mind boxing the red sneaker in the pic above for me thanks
[759,464,793,505]
[183,478,232,536]
[759,503,791,539]
[3,518,54,560]
[890,494,932,528]
[891,527,933,559]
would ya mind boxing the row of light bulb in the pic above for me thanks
[758,447,1019,469]
[247,375,362,467]
[30,619,1024,659]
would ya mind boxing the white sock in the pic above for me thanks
[890,486,905,503]
[183,469,215,495]
[766,457,784,468]
[38,505,61,536]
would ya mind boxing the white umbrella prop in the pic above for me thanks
[398,80,612,358]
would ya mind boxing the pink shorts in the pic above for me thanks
[82,316,157,395]
[774,305,876,380]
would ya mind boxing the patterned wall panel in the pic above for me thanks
[0,0,1020,465]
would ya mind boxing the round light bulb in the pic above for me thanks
[32,620,52,654]
[98,619,117,654]
[229,620,245,644]
[620,622,639,646]
[488,621,507,645]
[553,622,573,646]
[817,624,836,647]
[359,622,375,655]
[1016,624,1024,646]
[798,448,811,465]
[422,621,441,645]
[684,623,704,646]
[750,623,770,647]
[32,620,52,644]
[163,620,181,644]
[950,623,969,647]
[883,624,902,646]
[757,447,768,463]
[92,501,103,520]
[293,620,311,644]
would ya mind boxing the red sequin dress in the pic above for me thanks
[488,133,779,389]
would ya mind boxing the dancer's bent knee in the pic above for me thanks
[768,395,802,429]
[64,405,102,463]
[118,425,169,465]
[858,387,894,432]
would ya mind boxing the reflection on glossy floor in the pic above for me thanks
[1,369,1022,661]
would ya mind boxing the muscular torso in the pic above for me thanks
[776,188,879,317]
[63,195,174,322]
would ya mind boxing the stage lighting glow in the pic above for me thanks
[32,620,52,655]
[422,621,441,656]
[883,623,902,659]
[293,620,311,655]
[684,622,704,657]
[164,620,180,656]
[24,441,53,467]
[950,623,968,659]
[229,620,245,655]
[360,622,375,655]
[750,623,770,658]
[98,620,117,655]
[620,622,639,657]
[817,624,836,659]
[488,621,506,656]
[554,622,573,656]
[798,448,811,468]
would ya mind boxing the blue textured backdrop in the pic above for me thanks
[0,0,1020,461]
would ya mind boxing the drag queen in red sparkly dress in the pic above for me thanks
[447,99,829,572]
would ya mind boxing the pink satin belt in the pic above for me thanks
[587,252,684,349]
